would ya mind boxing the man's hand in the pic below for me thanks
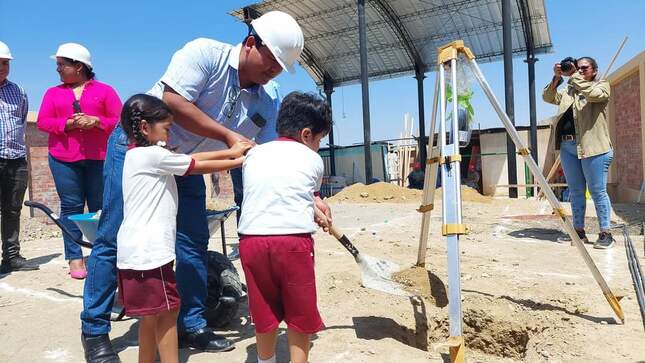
[314,196,332,233]
[230,140,253,157]
[224,130,254,149]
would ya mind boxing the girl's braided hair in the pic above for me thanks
[120,94,173,147]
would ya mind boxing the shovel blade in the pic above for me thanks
[357,254,410,296]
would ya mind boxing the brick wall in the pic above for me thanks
[25,121,59,221]
[205,171,236,208]
[612,70,642,190]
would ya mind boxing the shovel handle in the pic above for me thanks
[329,226,360,259]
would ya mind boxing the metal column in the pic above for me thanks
[525,55,538,195]
[358,0,373,184]
[323,79,336,176]
[502,0,518,198]
[415,65,427,169]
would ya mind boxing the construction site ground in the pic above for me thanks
[1,183,645,362]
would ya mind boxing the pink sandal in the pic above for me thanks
[69,259,87,280]
[70,269,87,279]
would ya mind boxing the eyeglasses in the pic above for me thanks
[578,65,591,71]
[222,86,241,119]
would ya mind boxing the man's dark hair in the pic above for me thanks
[276,92,332,139]
[242,26,264,48]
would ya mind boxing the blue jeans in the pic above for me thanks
[48,155,104,260]
[175,174,211,331]
[81,125,212,334]
[559,140,614,231]
[81,125,128,335]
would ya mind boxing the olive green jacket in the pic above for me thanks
[542,72,612,159]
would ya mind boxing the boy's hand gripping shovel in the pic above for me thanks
[329,225,409,296]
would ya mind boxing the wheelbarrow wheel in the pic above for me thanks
[205,251,247,328]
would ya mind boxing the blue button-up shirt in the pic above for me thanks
[148,38,281,154]
[0,79,28,159]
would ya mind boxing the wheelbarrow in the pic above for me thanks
[24,201,247,328]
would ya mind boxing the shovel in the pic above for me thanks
[329,225,410,296]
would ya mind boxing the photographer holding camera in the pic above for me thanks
[543,56,614,249]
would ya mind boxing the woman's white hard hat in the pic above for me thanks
[51,43,92,68]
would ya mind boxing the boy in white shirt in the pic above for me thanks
[117,94,251,363]
[237,91,332,363]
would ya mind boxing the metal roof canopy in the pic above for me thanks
[232,0,552,182]
[233,0,552,86]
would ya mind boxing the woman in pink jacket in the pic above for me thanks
[37,43,122,279]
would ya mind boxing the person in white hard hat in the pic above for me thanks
[37,43,121,281]
[0,41,39,274]
[80,10,330,361]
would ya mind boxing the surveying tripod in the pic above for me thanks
[414,40,624,363]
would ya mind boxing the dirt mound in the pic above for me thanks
[328,182,422,203]
[436,186,492,203]
[328,182,491,204]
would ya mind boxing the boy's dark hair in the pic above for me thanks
[61,57,95,80]
[276,92,332,139]
[120,94,173,146]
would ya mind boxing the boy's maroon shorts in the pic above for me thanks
[239,234,324,334]
[117,261,180,317]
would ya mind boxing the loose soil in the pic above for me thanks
[1,196,644,362]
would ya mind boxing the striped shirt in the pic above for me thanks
[0,79,28,159]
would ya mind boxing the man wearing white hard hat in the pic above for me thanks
[80,10,331,359]
[0,41,38,274]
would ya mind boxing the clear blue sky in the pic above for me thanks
[2,0,644,146]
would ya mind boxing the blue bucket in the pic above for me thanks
[69,213,100,244]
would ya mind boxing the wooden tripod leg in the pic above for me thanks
[416,74,440,267]
[537,155,561,199]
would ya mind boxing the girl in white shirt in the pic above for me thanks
[117,94,251,363]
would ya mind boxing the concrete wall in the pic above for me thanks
[319,144,389,184]
[480,127,551,196]
[607,51,645,202]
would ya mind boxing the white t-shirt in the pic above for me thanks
[238,139,324,235]
[117,146,194,270]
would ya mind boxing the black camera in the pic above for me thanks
[560,57,577,73]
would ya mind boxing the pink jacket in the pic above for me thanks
[37,80,122,162]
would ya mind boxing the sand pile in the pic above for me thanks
[328,182,491,203]
[328,182,422,203]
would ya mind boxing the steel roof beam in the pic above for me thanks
[371,0,425,71]
[306,0,496,43]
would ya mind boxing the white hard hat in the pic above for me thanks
[251,11,304,74]
[51,43,92,68]
[0,41,13,59]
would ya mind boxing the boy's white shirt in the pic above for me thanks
[238,140,323,235]
[117,146,192,270]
